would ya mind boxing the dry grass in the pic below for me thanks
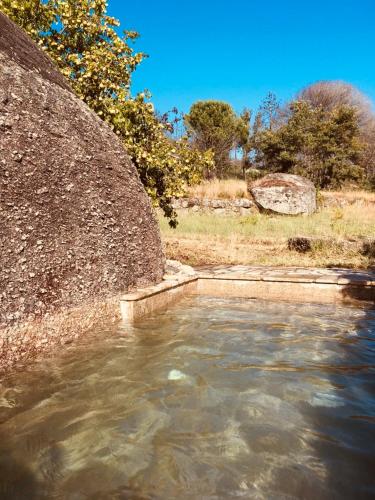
[321,190,375,204]
[164,237,370,268]
[187,178,375,204]
[160,202,375,268]
[188,179,249,199]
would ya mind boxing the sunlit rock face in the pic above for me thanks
[0,13,164,351]
[249,173,317,215]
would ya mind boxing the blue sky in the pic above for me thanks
[108,0,375,115]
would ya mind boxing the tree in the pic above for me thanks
[0,0,214,226]
[254,100,364,188]
[258,92,280,131]
[185,101,244,178]
[244,92,281,174]
[298,81,374,128]
[1,0,143,109]
[0,0,54,35]
[238,108,252,174]
[299,81,375,188]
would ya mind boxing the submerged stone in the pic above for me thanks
[168,369,189,381]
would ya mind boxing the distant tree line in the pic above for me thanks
[186,83,375,190]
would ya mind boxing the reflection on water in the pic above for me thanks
[0,297,374,499]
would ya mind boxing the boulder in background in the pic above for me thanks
[249,173,316,215]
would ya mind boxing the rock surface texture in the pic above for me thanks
[249,173,317,215]
[0,13,164,366]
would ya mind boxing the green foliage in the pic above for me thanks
[254,100,364,188]
[1,0,142,107]
[245,168,263,181]
[0,0,213,226]
[238,108,252,172]
[113,95,213,226]
[0,0,54,34]
[185,101,246,178]
[258,92,280,131]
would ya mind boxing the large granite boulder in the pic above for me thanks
[0,13,164,355]
[249,173,316,215]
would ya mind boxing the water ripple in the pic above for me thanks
[0,296,374,499]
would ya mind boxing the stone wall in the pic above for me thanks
[171,193,373,216]
[172,198,255,215]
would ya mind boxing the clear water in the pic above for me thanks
[0,297,375,500]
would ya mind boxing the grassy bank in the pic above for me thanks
[160,201,375,268]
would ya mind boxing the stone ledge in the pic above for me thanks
[196,270,375,286]
[196,279,375,305]
[120,276,198,302]
[120,276,198,322]
[119,265,375,323]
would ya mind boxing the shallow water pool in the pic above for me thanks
[0,296,374,499]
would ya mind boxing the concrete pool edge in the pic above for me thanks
[120,276,198,322]
[1,264,374,374]
[120,266,375,322]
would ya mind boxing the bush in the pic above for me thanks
[361,239,375,259]
[245,168,263,182]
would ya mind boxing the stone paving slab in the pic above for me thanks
[196,265,375,286]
